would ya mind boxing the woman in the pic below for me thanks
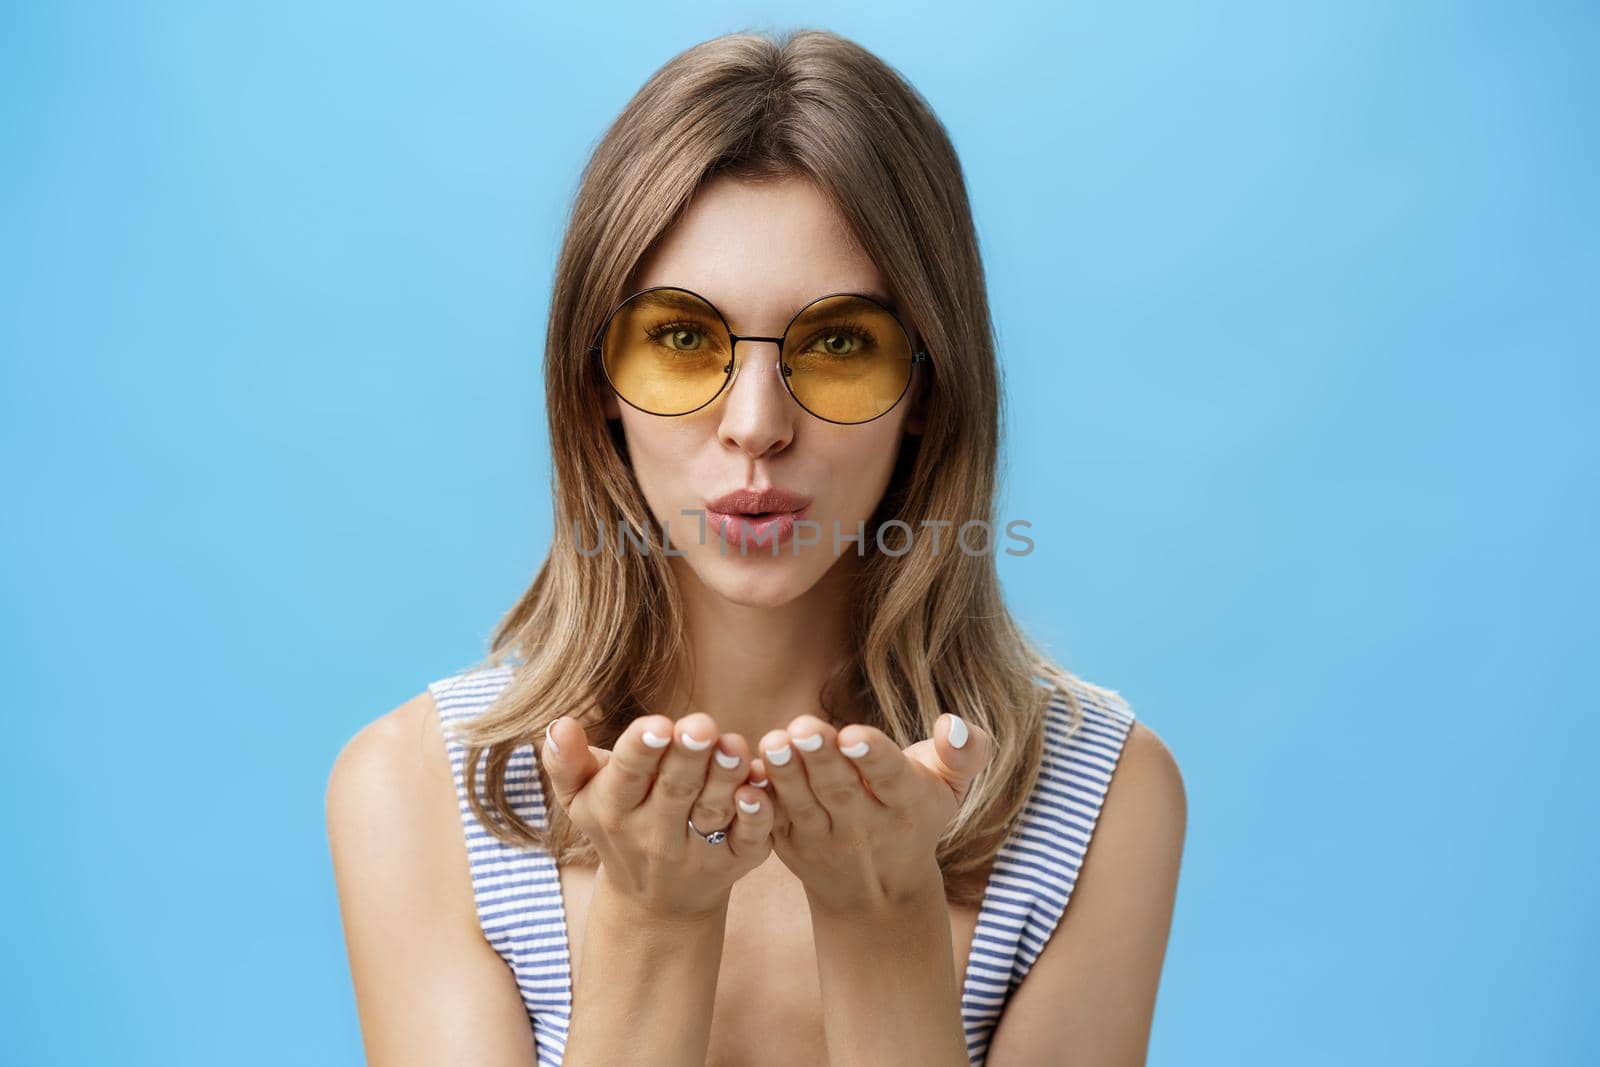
[328,28,1186,1067]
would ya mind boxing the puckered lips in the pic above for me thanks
[703,486,813,550]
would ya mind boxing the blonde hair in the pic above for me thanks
[451,26,1111,905]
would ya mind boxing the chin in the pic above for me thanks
[676,547,828,608]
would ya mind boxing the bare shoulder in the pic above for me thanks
[325,689,536,1065]
[1109,719,1188,833]
[327,689,454,823]
[984,719,1187,1067]
[325,691,463,901]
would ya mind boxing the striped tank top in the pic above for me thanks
[430,664,1137,1066]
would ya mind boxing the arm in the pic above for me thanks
[541,711,774,1065]
[325,691,537,1066]
[754,712,992,1067]
[564,869,729,1065]
[807,871,969,1067]
[985,721,1187,1066]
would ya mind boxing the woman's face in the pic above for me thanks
[604,174,924,608]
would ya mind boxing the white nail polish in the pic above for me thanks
[680,732,713,751]
[751,778,770,789]
[642,730,671,749]
[715,749,741,770]
[948,714,970,749]
[765,744,792,766]
[840,739,869,758]
[738,797,762,814]
[544,722,562,758]
[792,732,824,752]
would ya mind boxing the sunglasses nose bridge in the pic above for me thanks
[724,334,786,388]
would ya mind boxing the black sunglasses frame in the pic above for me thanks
[587,285,930,426]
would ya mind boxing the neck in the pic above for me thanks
[643,553,863,745]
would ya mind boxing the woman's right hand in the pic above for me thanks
[542,711,773,920]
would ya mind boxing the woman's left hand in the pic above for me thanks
[753,712,994,916]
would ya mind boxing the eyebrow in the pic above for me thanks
[627,290,717,316]
[628,287,904,326]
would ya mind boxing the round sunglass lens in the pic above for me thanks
[601,289,731,415]
[781,295,915,424]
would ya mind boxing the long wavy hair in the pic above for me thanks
[449,27,1117,906]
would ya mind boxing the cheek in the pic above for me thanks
[618,417,697,508]
[815,426,910,515]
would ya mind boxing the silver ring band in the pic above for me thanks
[687,816,729,845]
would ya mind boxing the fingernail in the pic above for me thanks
[765,744,792,766]
[642,730,671,749]
[840,739,870,759]
[544,722,562,758]
[792,733,824,753]
[714,748,741,770]
[679,732,713,751]
[750,777,770,789]
[738,797,762,814]
[947,714,970,749]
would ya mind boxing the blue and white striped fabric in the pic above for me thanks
[430,664,1136,1066]
[432,666,572,1066]
[957,679,1137,1064]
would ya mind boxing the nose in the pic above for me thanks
[716,338,794,458]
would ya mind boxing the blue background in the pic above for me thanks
[3,2,1594,1064]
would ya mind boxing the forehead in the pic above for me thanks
[627,174,896,328]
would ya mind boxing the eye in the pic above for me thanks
[644,321,709,352]
[800,325,877,357]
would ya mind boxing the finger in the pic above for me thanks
[785,715,870,820]
[834,724,921,810]
[589,713,677,813]
[746,756,778,830]
[903,713,993,802]
[688,733,750,840]
[748,756,770,790]
[642,713,720,832]
[542,716,604,812]
[759,727,829,837]
[748,755,788,833]
[726,783,774,862]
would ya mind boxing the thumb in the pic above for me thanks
[903,713,992,802]
[542,716,605,811]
